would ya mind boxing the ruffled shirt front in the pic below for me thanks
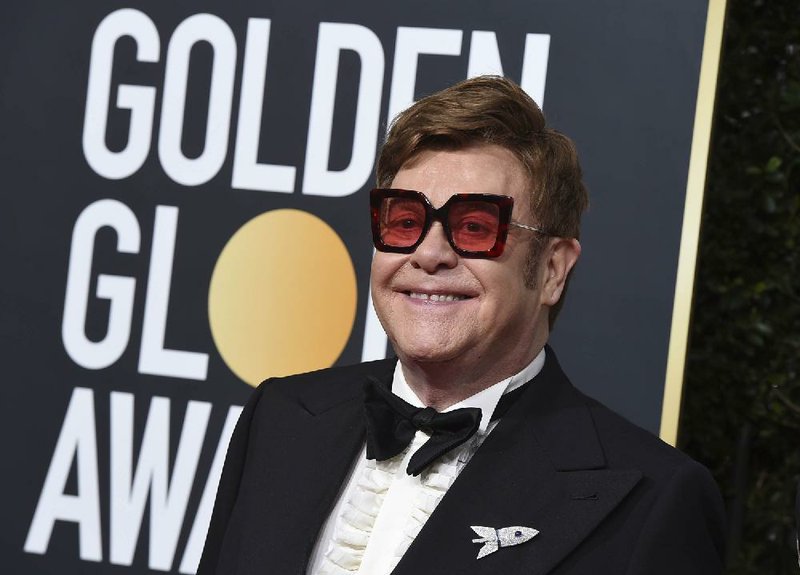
[307,349,546,575]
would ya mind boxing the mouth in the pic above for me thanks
[406,291,471,302]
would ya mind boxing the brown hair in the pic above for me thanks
[376,75,589,326]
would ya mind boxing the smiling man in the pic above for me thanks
[369,144,572,408]
[198,76,725,575]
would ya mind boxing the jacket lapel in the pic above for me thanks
[392,350,642,575]
[233,360,395,575]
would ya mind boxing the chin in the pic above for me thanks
[393,338,465,365]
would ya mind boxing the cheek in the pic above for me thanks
[469,259,524,293]
[370,253,394,283]
[482,267,536,315]
[370,254,407,303]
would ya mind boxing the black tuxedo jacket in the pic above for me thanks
[198,350,725,574]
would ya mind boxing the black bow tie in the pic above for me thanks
[363,376,525,476]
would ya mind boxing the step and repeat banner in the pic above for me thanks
[1,0,720,572]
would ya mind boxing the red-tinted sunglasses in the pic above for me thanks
[370,188,547,258]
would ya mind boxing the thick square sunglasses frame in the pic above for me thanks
[370,188,547,259]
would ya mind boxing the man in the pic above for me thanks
[198,76,725,574]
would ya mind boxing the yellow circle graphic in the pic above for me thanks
[208,209,357,386]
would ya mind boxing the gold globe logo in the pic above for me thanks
[208,209,358,386]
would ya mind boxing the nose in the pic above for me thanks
[409,221,459,272]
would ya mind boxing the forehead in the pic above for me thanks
[391,144,531,216]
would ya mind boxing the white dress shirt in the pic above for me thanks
[307,348,546,575]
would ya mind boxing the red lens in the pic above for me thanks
[380,197,426,247]
[447,201,501,252]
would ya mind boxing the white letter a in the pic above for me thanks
[24,387,102,561]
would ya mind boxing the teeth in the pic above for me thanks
[409,292,467,302]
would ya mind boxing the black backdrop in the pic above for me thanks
[1,0,713,572]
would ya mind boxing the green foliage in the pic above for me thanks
[679,1,800,573]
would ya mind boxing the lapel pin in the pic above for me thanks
[470,525,539,559]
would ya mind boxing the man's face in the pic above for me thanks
[370,143,547,372]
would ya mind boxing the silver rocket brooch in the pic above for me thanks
[470,525,539,559]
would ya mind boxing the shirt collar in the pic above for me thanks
[392,347,546,433]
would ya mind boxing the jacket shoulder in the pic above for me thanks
[581,393,705,479]
[575,392,726,571]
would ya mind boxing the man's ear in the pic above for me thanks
[539,238,581,307]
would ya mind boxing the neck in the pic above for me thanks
[398,334,547,410]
